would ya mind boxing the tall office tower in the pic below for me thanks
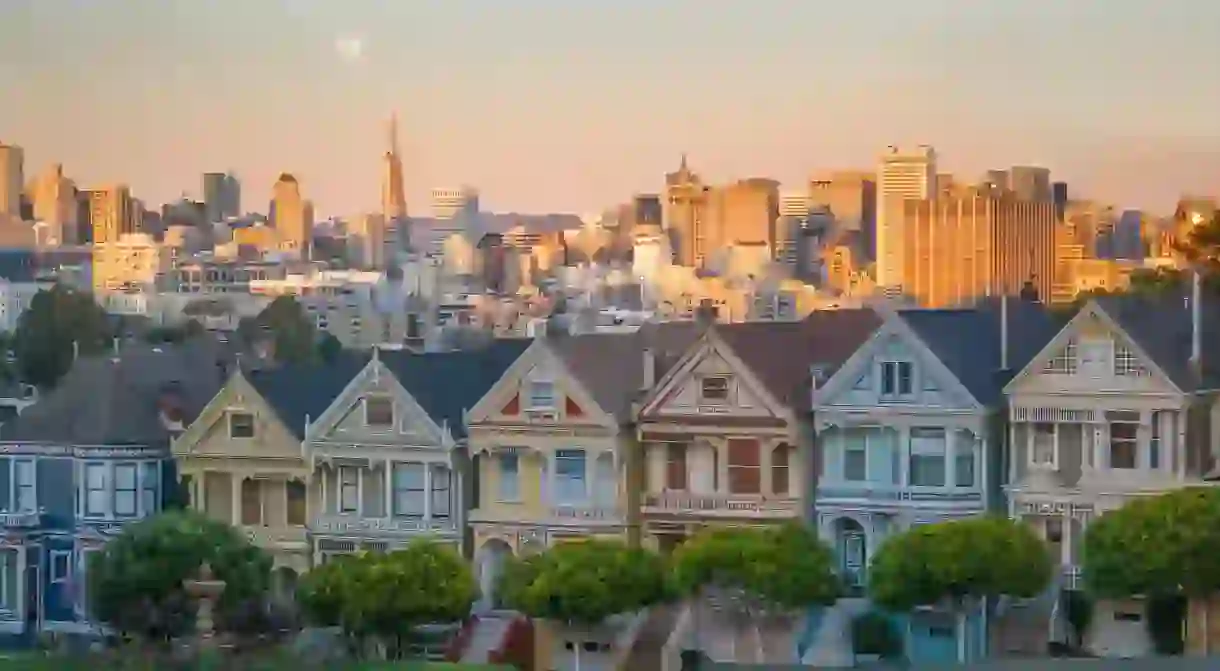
[348,213,387,269]
[899,188,1057,308]
[703,178,781,260]
[430,186,480,220]
[809,170,877,255]
[876,145,936,288]
[381,114,408,220]
[270,173,310,253]
[1008,166,1053,202]
[202,172,241,223]
[779,192,810,218]
[0,143,24,219]
[663,154,709,267]
[88,184,137,244]
[29,163,79,244]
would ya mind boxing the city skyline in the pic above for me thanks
[2,1,1219,216]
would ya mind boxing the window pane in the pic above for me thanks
[844,449,866,481]
[114,491,136,516]
[115,465,137,490]
[593,455,615,505]
[910,455,945,487]
[555,450,587,503]
[14,461,33,487]
[956,453,975,487]
[497,454,520,500]
[393,464,425,517]
[86,464,106,489]
[665,444,687,490]
[87,490,108,516]
[240,479,261,525]
[287,480,307,525]
[431,466,451,518]
[1032,423,1056,465]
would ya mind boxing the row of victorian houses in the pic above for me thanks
[0,288,1215,663]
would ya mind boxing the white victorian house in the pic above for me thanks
[1002,291,1220,659]
[809,300,1060,666]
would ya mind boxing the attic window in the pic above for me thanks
[700,376,729,402]
[1113,343,1147,377]
[1044,341,1078,374]
[228,412,255,439]
[364,397,394,427]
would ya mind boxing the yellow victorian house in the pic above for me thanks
[171,354,369,588]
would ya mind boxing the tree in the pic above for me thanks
[12,284,112,388]
[251,296,318,364]
[670,523,840,663]
[88,510,272,641]
[868,516,1051,663]
[1178,212,1220,280]
[296,540,478,660]
[316,332,343,363]
[500,540,670,671]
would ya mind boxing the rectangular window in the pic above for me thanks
[140,462,158,515]
[665,444,687,490]
[240,478,262,525]
[364,396,394,426]
[909,428,946,487]
[1149,411,1162,470]
[392,463,425,517]
[554,449,588,504]
[880,362,914,397]
[843,430,867,482]
[286,480,307,526]
[699,376,729,402]
[114,464,137,516]
[14,460,35,513]
[431,465,451,519]
[727,439,761,494]
[1031,423,1057,466]
[339,467,360,513]
[0,549,15,611]
[50,550,71,584]
[1045,341,1078,374]
[1114,343,1146,376]
[85,463,108,516]
[229,412,255,439]
[1109,419,1139,470]
[528,381,555,409]
[496,454,520,501]
[771,445,790,495]
[956,444,975,488]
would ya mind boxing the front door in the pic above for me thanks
[835,519,866,590]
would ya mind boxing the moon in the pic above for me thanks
[334,35,365,64]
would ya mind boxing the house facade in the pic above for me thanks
[0,341,230,640]
[302,341,529,565]
[1002,294,1220,659]
[172,354,367,588]
[809,302,1059,665]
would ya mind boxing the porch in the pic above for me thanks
[181,469,309,568]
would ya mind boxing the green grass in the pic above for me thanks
[0,654,512,670]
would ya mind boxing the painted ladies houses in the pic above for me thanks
[807,300,1059,666]
[0,340,232,640]
[302,340,530,565]
[1002,290,1220,659]
[637,311,881,664]
[465,326,698,608]
[172,353,368,589]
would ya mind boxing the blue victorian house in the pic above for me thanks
[0,339,232,641]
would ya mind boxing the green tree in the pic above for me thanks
[316,332,343,363]
[1178,212,1220,279]
[88,510,272,641]
[251,296,318,364]
[296,541,478,660]
[500,540,670,671]
[670,523,840,663]
[12,284,112,389]
[868,516,1051,663]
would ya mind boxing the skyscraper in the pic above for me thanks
[430,186,480,220]
[87,184,137,245]
[271,173,310,254]
[381,114,408,221]
[876,145,937,289]
[202,172,241,223]
[0,143,24,219]
[29,163,78,244]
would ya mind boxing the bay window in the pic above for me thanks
[908,428,946,487]
[14,460,35,513]
[339,467,360,514]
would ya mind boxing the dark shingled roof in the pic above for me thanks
[244,351,371,439]
[1,338,235,446]
[899,299,1062,405]
[381,338,532,439]
[1093,289,1220,391]
[0,250,37,283]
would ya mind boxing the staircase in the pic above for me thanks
[461,612,514,664]
[801,598,868,668]
[622,605,679,671]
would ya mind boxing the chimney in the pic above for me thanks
[1000,294,1010,370]
[1191,269,1202,373]
[642,348,656,390]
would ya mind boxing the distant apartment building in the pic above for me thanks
[0,143,23,220]
[899,189,1057,308]
[430,186,480,220]
[809,170,877,260]
[347,212,388,269]
[170,258,287,295]
[663,158,780,269]
[92,232,170,296]
[876,145,936,289]
[1008,165,1053,201]
[202,172,241,223]
[86,184,138,244]
[249,270,413,348]
[28,163,78,245]
[270,173,312,254]
[663,154,708,267]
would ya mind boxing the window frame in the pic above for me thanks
[664,443,688,491]
[1108,419,1140,470]
[879,361,915,399]
[391,462,426,518]
[843,431,868,482]
[240,477,263,526]
[139,462,159,517]
[771,444,791,495]
[13,459,35,514]
[496,453,521,502]
[1029,422,1058,469]
[1113,341,1147,377]
[699,376,730,403]
[726,439,761,495]
[554,449,589,504]
[430,464,451,519]
[286,479,307,526]
[363,396,395,427]
[527,380,556,410]
[84,462,109,517]
[338,466,360,514]
[228,411,256,439]
[1045,341,1078,374]
[50,550,72,585]
[113,463,138,517]
[908,428,947,488]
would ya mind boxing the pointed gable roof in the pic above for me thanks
[245,351,371,439]
[900,299,1061,405]
[1092,289,1220,391]
[380,338,532,439]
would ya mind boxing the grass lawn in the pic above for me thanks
[0,654,513,670]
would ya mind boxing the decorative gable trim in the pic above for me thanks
[465,339,617,429]
[172,371,291,455]
[305,355,446,449]
[465,339,548,424]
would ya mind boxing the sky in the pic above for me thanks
[1,0,1218,217]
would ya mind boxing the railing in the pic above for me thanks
[643,492,798,516]
[550,504,620,520]
[0,512,41,528]
[817,484,982,504]
[312,514,457,536]
[243,526,307,547]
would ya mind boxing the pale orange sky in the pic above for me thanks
[2,0,1218,217]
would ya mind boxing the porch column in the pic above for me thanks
[423,464,433,521]
[1176,409,1188,480]
[898,427,911,487]
[1060,513,1072,568]
[1092,425,1107,471]
[356,467,365,517]
[384,459,393,517]
[1007,423,1018,486]
[1138,410,1152,471]
[547,452,557,505]
[319,464,328,515]
[945,429,957,488]
[1158,411,1172,475]
[230,473,242,526]
[187,474,200,511]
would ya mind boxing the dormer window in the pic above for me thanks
[1045,341,1078,374]
[228,412,255,439]
[879,361,913,398]
[364,396,394,427]
[699,376,729,402]
[527,381,555,410]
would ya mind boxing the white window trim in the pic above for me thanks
[338,466,360,514]
[879,361,916,400]
[227,410,256,439]
[842,431,868,483]
[113,463,139,518]
[82,461,111,519]
[526,380,556,411]
[50,550,72,584]
[908,428,948,488]
[1028,423,1060,470]
[698,375,731,404]
[496,453,522,502]
[553,449,590,505]
[9,458,37,514]
[139,462,160,518]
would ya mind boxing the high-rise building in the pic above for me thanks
[809,170,877,257]
[29,163,78,245]
[876,145,936,288]
[271,173,311,254]
[1008,166,1053,202]
[202,172,241,223]
[703,178,780,259]
[381,114,408,220]
[87,184,137,244]
[899,189,1057,308]
[0,143,24,219]
[430,186,479,220]
[662,154,708,267]
[347,213,387,269]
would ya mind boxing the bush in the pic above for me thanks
[850,611,903,659]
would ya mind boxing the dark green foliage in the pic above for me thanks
[850,611,903,658]
[88,510,272,640]
[144,320,206,345]
[670,523,840,612]
[316,333,343,363]
[13,284,112,388]
[869,516,1051,611]
[1146,594,1186,656]
[500,539,670,626]
[248,296,318,364]
[1062,590,1094,650]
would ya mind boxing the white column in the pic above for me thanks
[1007,424,1018,486]
[231,473,242,526]
[384,459,393,517]
[899,427,911,487]
[1051,423,1060,469]
[356,467,365,517]
[1093,425,1107,471]
[1061,514,1072,568]
[547,452,557,505]
[1138,410,1152,471]
[945,429,957,488]
[979,435,987,492]
[320,464,328,515]
[1176,409,1188,480]
[423,464,433,521]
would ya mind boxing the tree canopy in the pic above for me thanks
[88,510,272,640]
[868,516,1051,612]
[500,540,670,627]
[1084,487,1220,599]
[296,541,477,657]
[670,523,840,614]
[13,284,112,388]
[1177,211,1220,281]
[243,296,319,364]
